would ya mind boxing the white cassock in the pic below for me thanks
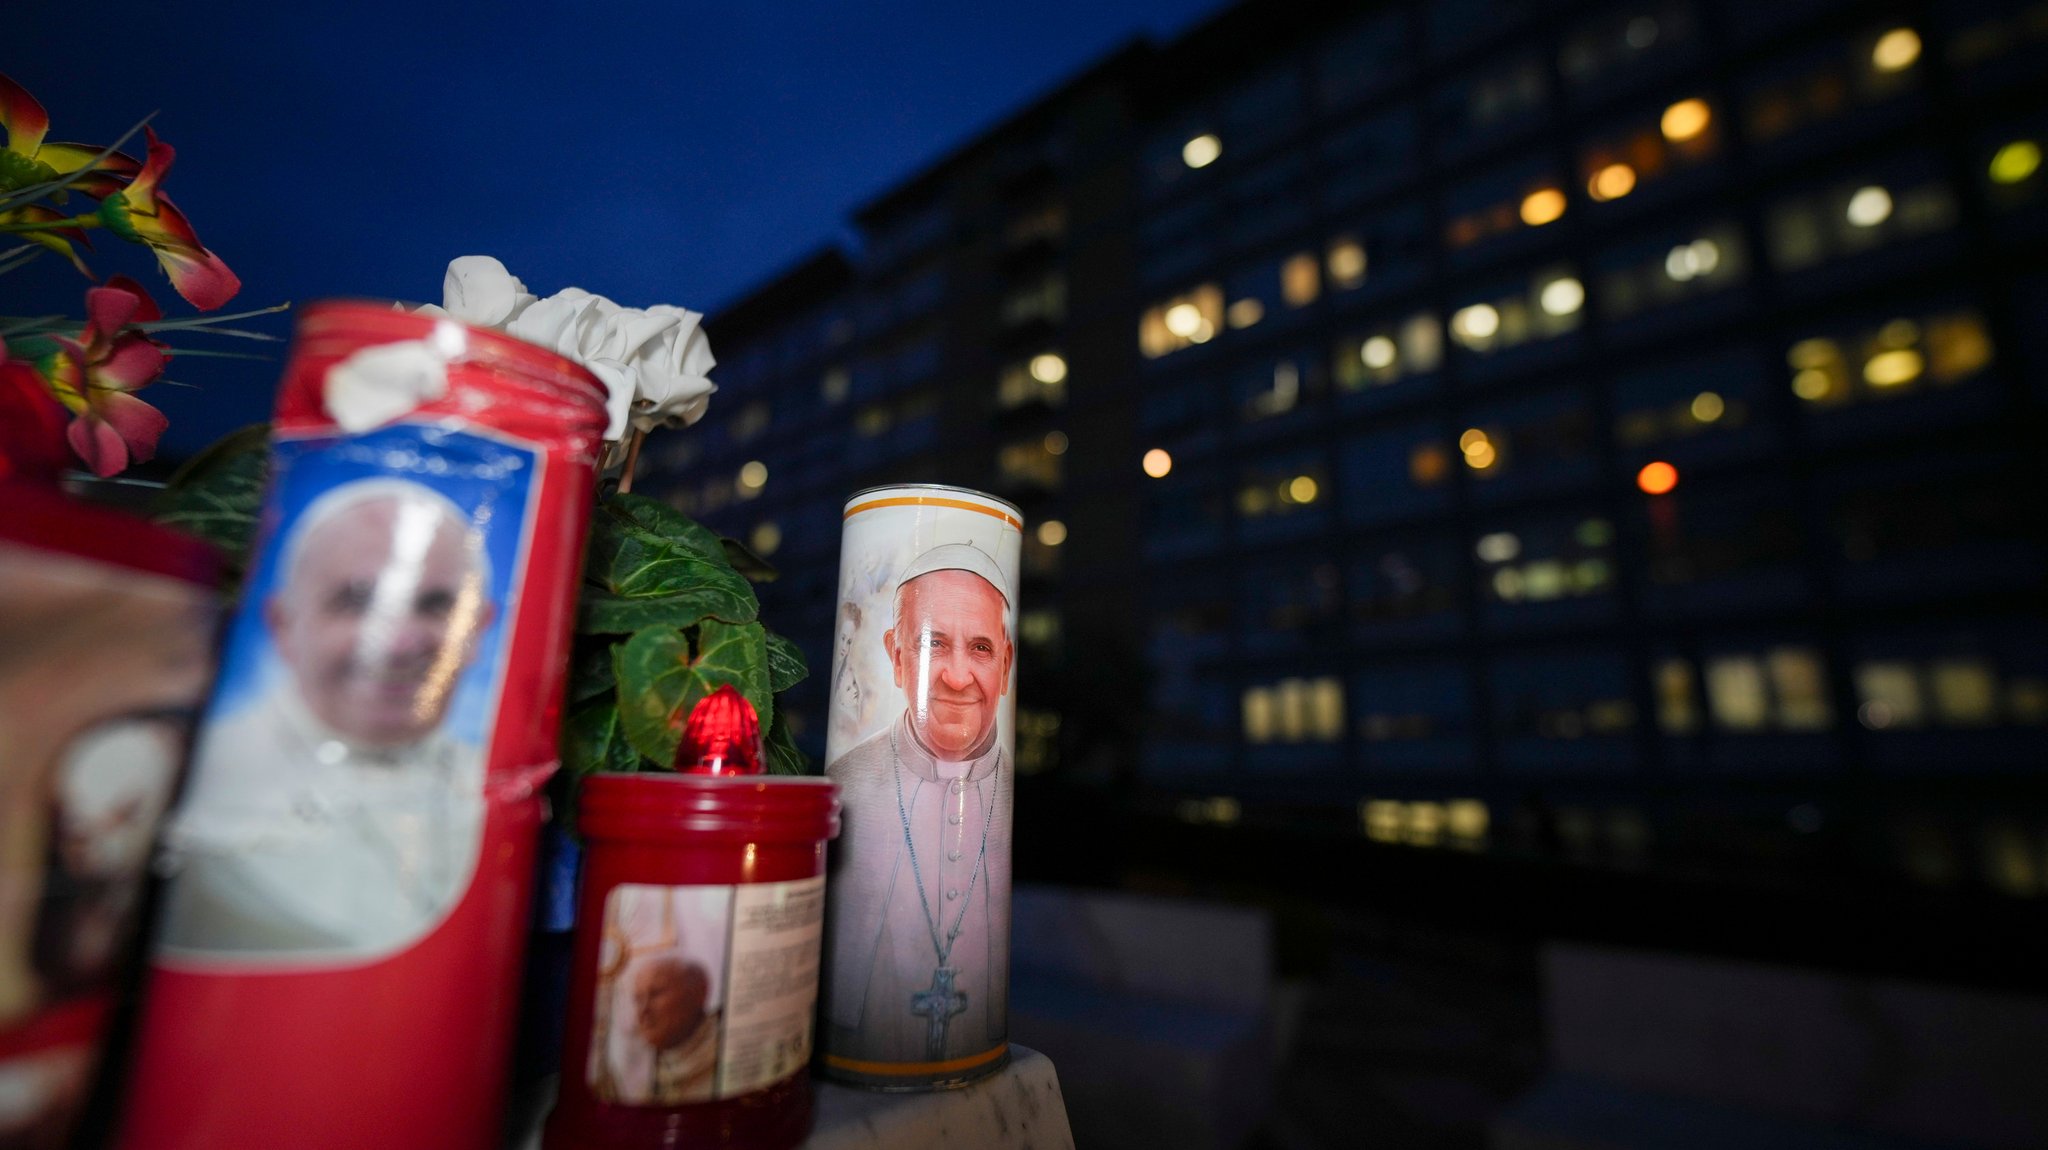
[823,712,1010,1064]
[157,687,482,957]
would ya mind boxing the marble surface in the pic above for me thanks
[509,1045,1073,1150]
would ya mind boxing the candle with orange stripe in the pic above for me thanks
[819,485,1024,1090]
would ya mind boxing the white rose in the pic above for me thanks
[431,257,718,441]
[440,256,534,329]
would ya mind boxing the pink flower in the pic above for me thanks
[40,277,171,476]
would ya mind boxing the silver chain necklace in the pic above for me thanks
[890,728,997,969]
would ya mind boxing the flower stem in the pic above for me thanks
[0,216,103,235]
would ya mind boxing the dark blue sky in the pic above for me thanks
[11,0,1225,456]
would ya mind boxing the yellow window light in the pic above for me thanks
[1990,140,2042,185]
[1142,448,1173,478]
[1846,185,1893,227]
[1539,277,1585,317]
[1872,27,1921,73]
[1182,133,1222,169]
[1588,162,1637,202]
[1029,352,1068,384]
[1863,348,1924,387]
[1520,187,1568,226]
[1660,98,1711,142]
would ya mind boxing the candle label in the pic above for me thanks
[586,876,825,1105]
[153,424,539,964]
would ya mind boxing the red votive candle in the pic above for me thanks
[544,767,839,1149]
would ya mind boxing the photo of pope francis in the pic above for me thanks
[823,543,1014,1066]
[159,478,494,958]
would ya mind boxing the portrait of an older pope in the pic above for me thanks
[160,478,495,956]
[823,543,1014,1065]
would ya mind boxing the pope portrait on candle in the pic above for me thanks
[159,477,493,957]
[822,543,1014,1065]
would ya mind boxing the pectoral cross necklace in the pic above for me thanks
[893,745,998,1060]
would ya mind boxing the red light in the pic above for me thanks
[675,684,764,775]
[1637,461,1679,495]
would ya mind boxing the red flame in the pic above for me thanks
[676,684,764,775]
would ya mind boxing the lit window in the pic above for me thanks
[1326,237,1367,289]
[1183,133,1222,169]
[1142,448,1173,478]
[1705,656,1769,730]
[1930,660,1999,726]
[736,460,768,496]
[998,360,1066,409]
[1655,658,1700,733]
[1661,98,1711,143]
[1227,298,1265,328]
[1989,140,2042,186]
[749,521,781,557]
[1870,27,1921,73]
[855,405,891,438]
[1029,352,1068,384]
[1768,647,1832,729]
[1336,312,1442,391]
[1452,303,1501,344]
[1043,430,1068,456]
[1539,276,1585,317]
[1588,162,1637,201]
[1520,187,1568,226]
[1140,284,1225,358]
[997,437,1062,490]
[1789,311,1993,408]
[1460,427,1502,473]
[1845,185,1893,227]
[1856,661,1925,729]
[1636,461,1679,495]
[1036,519,1068,547]
[1281,252,1321,307]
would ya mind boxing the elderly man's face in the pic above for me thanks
[266,498,490,749]
[884,569,1012,760]
[632,959,709,1051]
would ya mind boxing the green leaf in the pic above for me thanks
[577,490,759,635]
[721,536,780,583]
[765,709,808,776]
[601,491,728,565]
[152,424,270,582]
[765,631,809,693]
[579,583,757,634]
[566,639,618,705]
[614,620,771,767]
[561,697,642,777]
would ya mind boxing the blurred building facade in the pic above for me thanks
[646,0,2048,908]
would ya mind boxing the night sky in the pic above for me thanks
[10,0,1225,457]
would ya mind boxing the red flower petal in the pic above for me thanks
[95,390,168,460]
[86,283,143,337]
[104,275,162,323]
[97,336,165,390]
[154,239,241,311]
[127,126,173,202]
[66,413,129,477]
[0,73,50,158]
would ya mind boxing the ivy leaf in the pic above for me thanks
[765,709,807,776]
[765,631,809,694]
[561,697,642,778]
[614,620,771,767]
[152,423,270,582]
